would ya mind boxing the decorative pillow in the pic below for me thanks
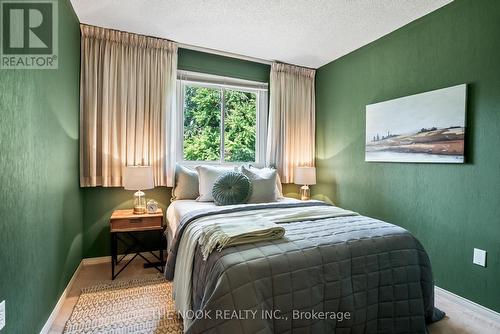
[247,165,283,198]
[196,165,236,202]
[212,172,252,206]
[241,166,278,203]
[172,164,199,200]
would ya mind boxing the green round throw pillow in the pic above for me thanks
[212,172,252,206]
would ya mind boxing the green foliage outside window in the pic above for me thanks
[224,89,256,162]
[183,86,221,161]
[183,85,257,162]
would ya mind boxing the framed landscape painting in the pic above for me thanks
[365,84,467,163]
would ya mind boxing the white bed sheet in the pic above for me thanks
[165,197,301,247]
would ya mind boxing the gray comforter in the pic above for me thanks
[165,201,444,334]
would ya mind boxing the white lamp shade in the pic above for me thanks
[122,166,154,190]
[294,166,316,185]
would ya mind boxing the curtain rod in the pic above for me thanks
[178,43,273,66]
[80,23,273,66]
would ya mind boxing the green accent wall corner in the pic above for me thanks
[315,0,500,312]
[0,0,82,332]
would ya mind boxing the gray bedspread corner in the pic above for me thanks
[166,201,444,333]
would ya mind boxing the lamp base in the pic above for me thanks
[133,190,146,214]
[300,185,311,201]
[133,206,147,214]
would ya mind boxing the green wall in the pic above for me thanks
[82,50,270,258]
[0,1,82,332]
[315,0,500,312]
[178,48,270,82]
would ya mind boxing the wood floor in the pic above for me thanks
[49,255,500,334]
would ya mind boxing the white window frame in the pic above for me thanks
[176,70,268,167]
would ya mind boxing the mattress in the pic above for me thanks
[165,197,301,247]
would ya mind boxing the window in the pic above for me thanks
[177,71,268,165]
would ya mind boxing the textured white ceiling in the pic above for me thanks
[70,0,452,68]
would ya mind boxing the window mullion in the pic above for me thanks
[220,87,225,163]
[178,81,185,163]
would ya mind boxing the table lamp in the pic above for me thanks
[123,166,154,214]
[294,166,316,201]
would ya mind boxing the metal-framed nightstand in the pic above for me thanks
[109,208,165,280]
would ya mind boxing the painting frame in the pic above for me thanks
[365,84,467,164]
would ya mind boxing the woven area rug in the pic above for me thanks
[64,274,183,334]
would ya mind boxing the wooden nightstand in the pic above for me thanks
[110,208,165,280]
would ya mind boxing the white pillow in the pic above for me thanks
[172,164,199,200]
[196,165,235,202]
[247,165,283,198]
[241,166,278,203]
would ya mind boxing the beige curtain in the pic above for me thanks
[266,62,316,183]
[79,25,178,187]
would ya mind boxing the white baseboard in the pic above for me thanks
[39,262,83,334]
[435,286,500,324]
[80,255,112,265]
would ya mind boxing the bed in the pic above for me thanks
[165,198,444,334]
